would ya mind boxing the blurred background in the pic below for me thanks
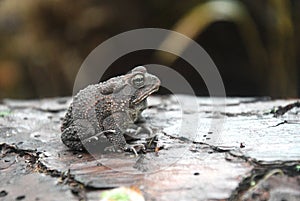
[0,0,299,99]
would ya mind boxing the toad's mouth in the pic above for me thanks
[133,86,159,104]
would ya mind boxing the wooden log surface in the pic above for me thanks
[0,95,299,201]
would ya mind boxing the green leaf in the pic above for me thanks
[0,110,11,117]
[296,165,300,172]
[101,190,130,201]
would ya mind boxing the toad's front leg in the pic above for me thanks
[102,112,145,155]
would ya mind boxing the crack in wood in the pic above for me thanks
[0,143,105,200]
[272,101,300,117]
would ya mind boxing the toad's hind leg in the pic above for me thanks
[61,124,85,151]
[61,119,98,151]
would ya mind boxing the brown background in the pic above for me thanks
[0,0,299,99]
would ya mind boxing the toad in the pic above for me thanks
[61,66,160,155]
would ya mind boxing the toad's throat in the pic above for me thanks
[133,86,159,104]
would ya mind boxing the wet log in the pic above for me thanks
[0,95,299,201]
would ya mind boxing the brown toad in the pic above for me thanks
[61,66,160,154]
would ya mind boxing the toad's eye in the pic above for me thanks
[132,74,145,88]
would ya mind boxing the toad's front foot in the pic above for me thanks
[125,144,145,156]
